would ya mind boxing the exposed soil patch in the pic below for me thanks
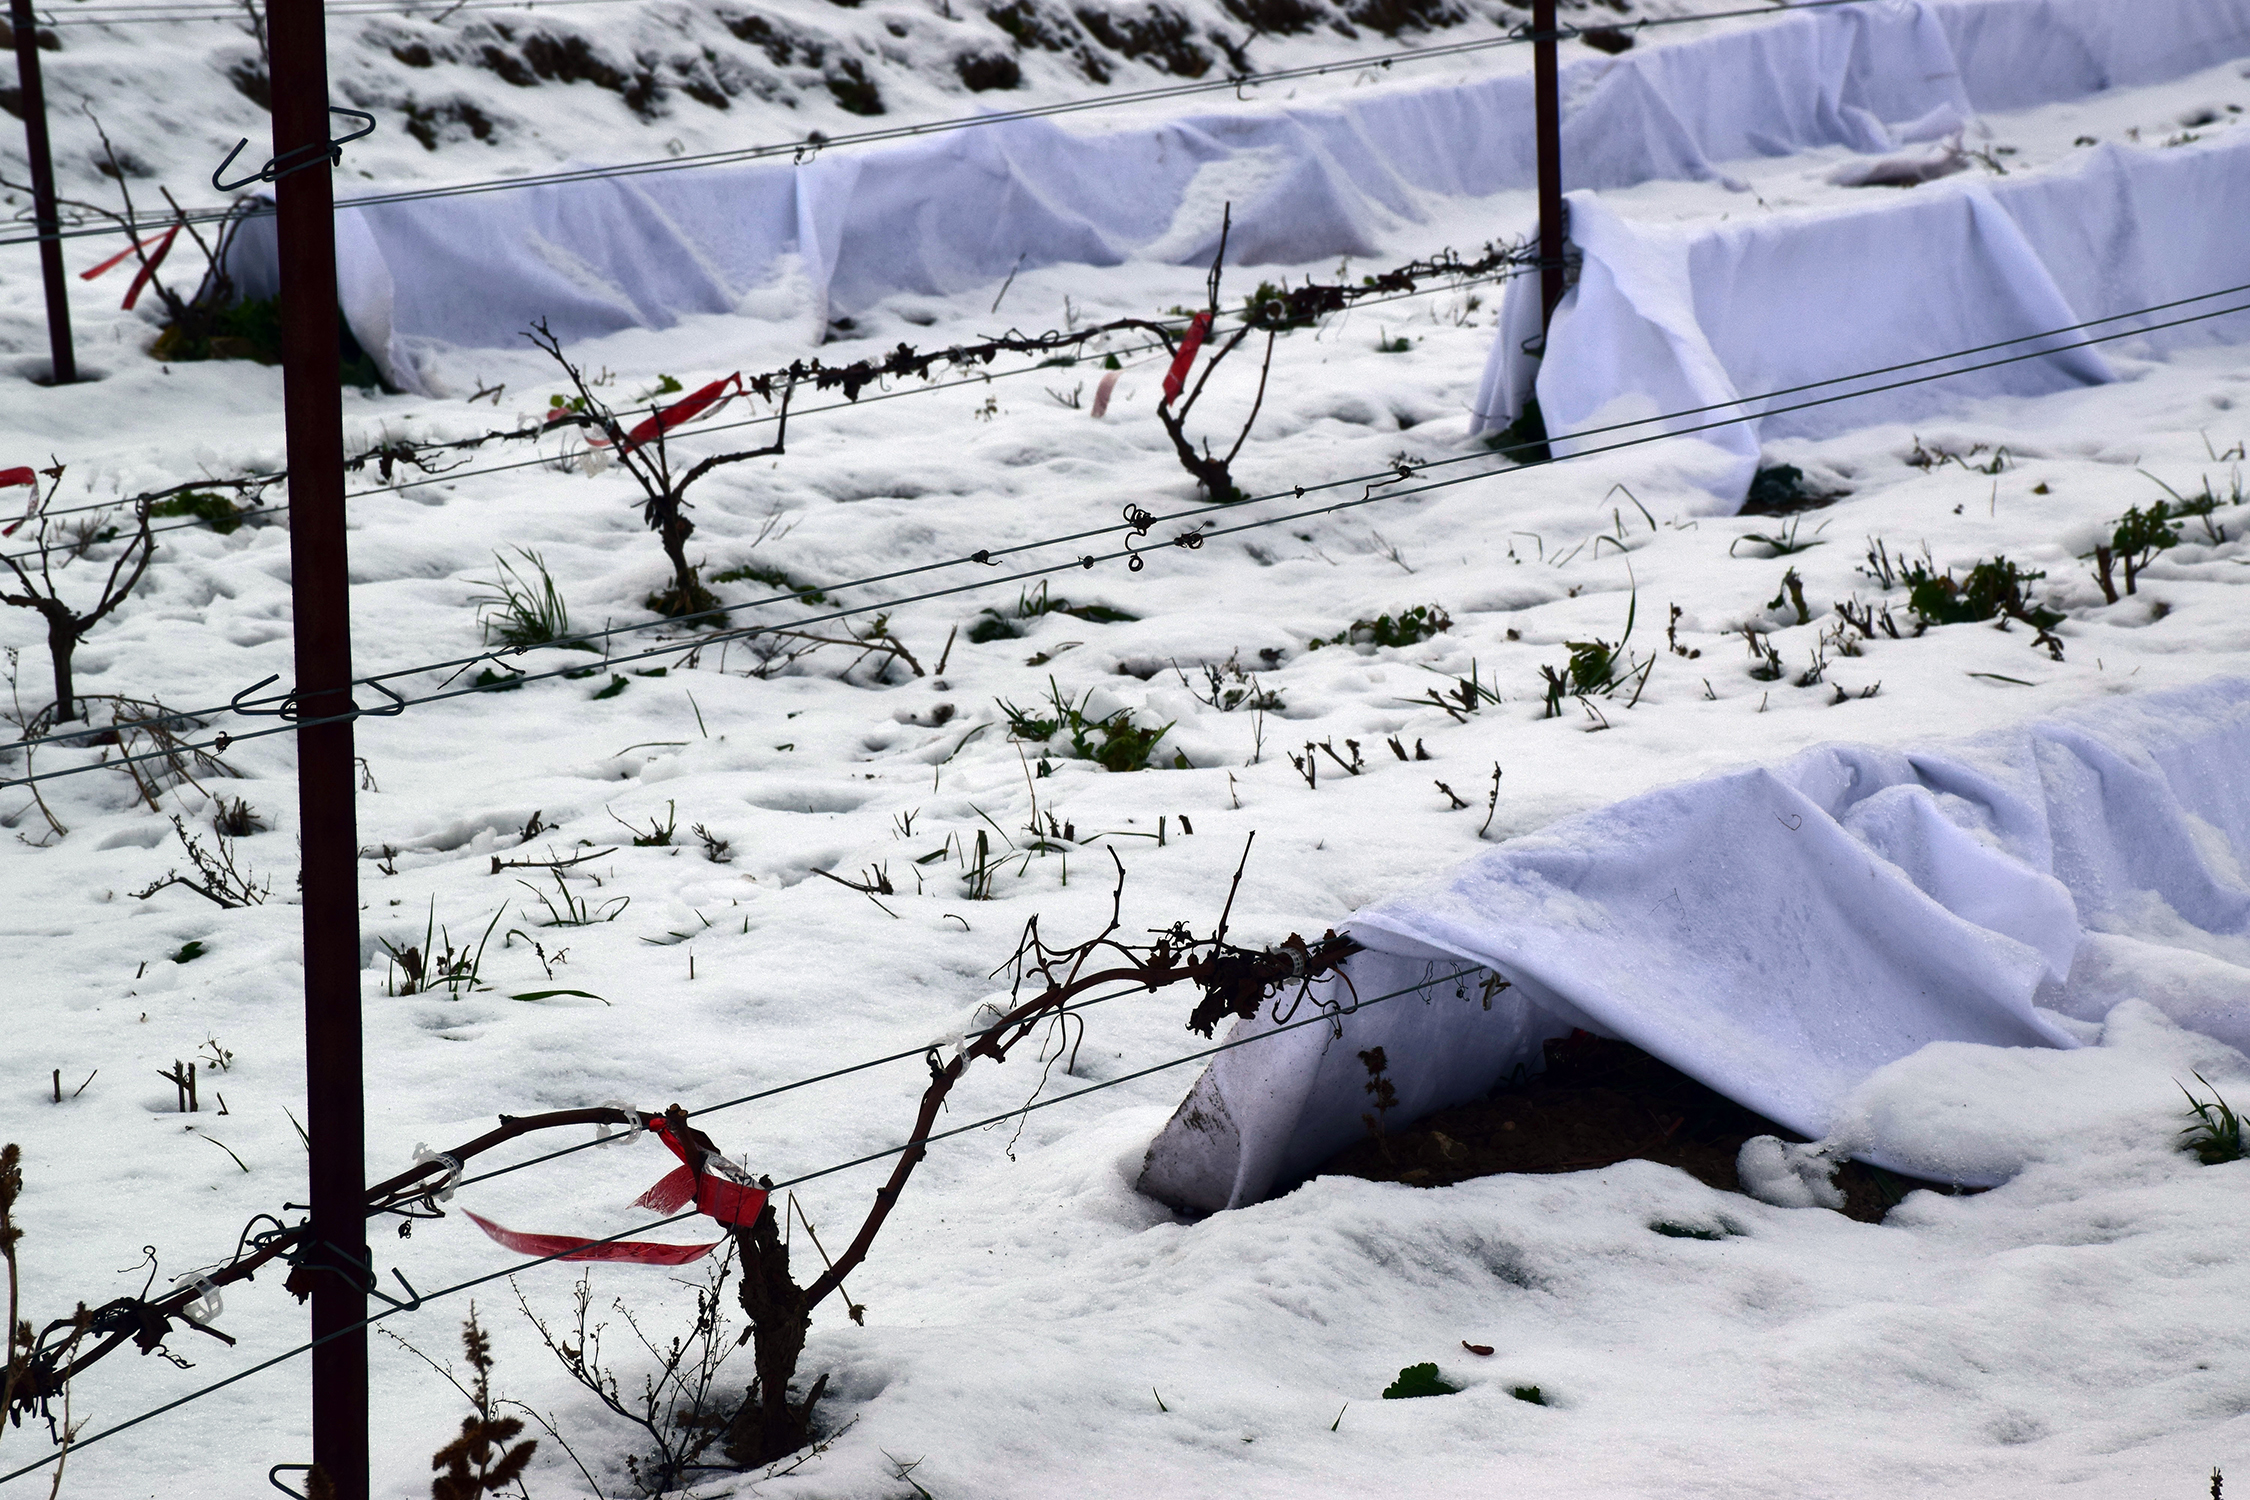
[226,58,271,110]
[401,98,500,150]
[1315,1031,1961,1224]
[1073,4,1211,77]
[1219,0,1327,35]
[957,49,1024,90]
[1339,0,1465,36]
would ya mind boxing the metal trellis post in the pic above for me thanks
[265,1,370,1495]
[9,0,74,385]
[1533,0,1566,332]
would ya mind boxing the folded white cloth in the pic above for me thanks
[1141,677,2250,1208]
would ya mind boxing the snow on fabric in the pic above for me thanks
[1141,676,2250,1210]
[1474,130,2250,506]
[225,0,2250,395]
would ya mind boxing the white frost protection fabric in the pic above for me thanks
[1138,678,2250,1211]
[231,0,2250,393]
[1473,133,2250,505]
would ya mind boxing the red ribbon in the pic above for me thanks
[620,373,742,453]
[461,1208,720,1266]
[80,235,159,282]
[1161,313,1211,407]
[120,224,180,312]
[637,1116,769,1226]
[1,467,36,537]
[462,1114,769,1266]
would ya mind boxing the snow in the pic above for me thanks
[4,2,2250,1496]
[1734,1134,1845,1208]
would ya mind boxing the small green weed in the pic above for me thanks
[1411,660,1502,721]
[1742,626,1784,682]
[613,800,677,847]
[1901,555,2064,656]
[1768,567,1812,626]
[471,549,588,652]
[513,868,629,928]
[2084,498,2186,603]
[2179,1073,2245,1165]
[711,560,828,605]
[1538,587,1642,717]
[1906,437,2009,476]
[592,675,627,700]
[969,581,1138,643]
[1510,1385,1547,1406]
[1376,330,1413,354]
[378,900,505,997]
[1650,1221,1727,1241]
[1540,639,1619,714]
[1382,1363,1459,1400]
[2146,469,2243,538]
[148,491,247,535]
[1730,515,1826,558]
[996,678,1177,772]
[472,668,523,693]
[1177,652,1283,713]
[171,939,207,964]
[1311,603,1452,651]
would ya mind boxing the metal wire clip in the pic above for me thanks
[228,673,405,723]
[212,107,377,193]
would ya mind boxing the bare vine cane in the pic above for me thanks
[718,837,1359,1462]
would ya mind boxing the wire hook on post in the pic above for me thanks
[211,107,376,194]
[227,674,404,725]
[229,674,289,719]
[269,1463,317,1499]
[289,1240,423,1313]
[358,679,406,719]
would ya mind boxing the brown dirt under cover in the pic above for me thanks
[1314,1032,1962,1224]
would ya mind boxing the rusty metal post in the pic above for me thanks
[265,2,368,1495]
[1533,0,1566,332]
[9,0,74,384]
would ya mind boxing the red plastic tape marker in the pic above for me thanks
[121,224,181,312]
[461,1208,720,1266]
[1161,313,1211,406]
[622,373,743,453]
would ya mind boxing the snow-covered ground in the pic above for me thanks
[5,4,2250,1497]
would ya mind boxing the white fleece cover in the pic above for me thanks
[1475,125,2250,505]
[1139,676,2250,1210]
[226,0,2250,395]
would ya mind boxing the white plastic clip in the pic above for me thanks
[180,1276,223,1326]
[594,1100,647,1146]
[411,1143,462,1202]
[705,1151,757,1185]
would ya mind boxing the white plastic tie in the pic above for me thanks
[180,1276,223,1326]
[593,1099,647,1146]
[411,1143,462,1203]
